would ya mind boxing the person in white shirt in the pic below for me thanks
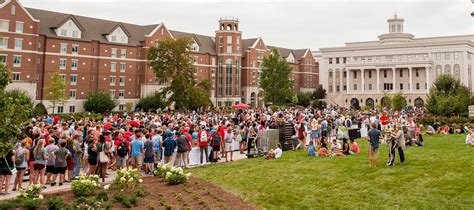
[465,130,473,146]
[274,144,283,159]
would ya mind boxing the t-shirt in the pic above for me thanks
[368,128,381,149]
[352,142,360,154]
[307,145,316,156]
[224,132,234,143]
[34,148,48,165]
[176,135,189,153]
[163,138,177,156]
[274,148,282,159]
[54,148,69,168]
[144,140,154,158]
[152,135,162,152]
[130,140,144,157]
[45,145,59,166]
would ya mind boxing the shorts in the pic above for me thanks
[130,156,143,166]
[144,156,154,164]
[311,131,320,138]
[212,145,220,152]
[88,159,97,166]
[0,168,12,176]
[16,167,26,171]
[54,167,67,174]
[46,165,55,174]
[225,142,233,152]
[67,160,74,171]
[33,163,45,171]
[116,156,127,168]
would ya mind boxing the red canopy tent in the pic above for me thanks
[232,103,250,109]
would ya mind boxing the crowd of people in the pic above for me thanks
[0,106,469,195]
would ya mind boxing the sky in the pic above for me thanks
[20,0,473,50]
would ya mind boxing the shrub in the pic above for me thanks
[46,196,65,209]
[71,174,100,197]
[154,163,172,178]
[164,167,191,185]
[17,183,43,200]
[84,91,117,114]
[392,92,407,111]
[136,91,168,112]
[296,92,312,107]
[114,193,139,208]
[33,102,48,116]
[114,167,142,189]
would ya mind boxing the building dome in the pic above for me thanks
[378,14,414,44]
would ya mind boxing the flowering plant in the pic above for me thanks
[154,163,172,178]
[17,184,44,200]
[164,166,191,185]
[71,174,100,196]
[114,167,142,189]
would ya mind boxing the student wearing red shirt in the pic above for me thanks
[197,127,209,164]
[218,121,227,158]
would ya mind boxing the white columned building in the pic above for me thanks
[315,14,474,108]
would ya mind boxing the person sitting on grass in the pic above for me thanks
[350,139,360,155]
[425,125,435,135]
[307,141,316,157]
[330,139,344,157]
[318,142,330,157]
[341,138,351,155]
[266,144,283,160]
[465,130,473,146]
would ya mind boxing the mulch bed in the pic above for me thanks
[48,176,256,209]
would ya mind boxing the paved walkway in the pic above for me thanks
[0,150,248,201]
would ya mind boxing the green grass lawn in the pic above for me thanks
[189,134,474,209]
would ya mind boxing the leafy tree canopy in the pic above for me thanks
[84,91,117,114]
[260,49,294,105]
[426,74,471,116]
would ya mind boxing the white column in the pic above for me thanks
[426,65,430,92]
[332,71,336,93]
[346,69,350,94]
[376,68,380,93]
[361,69,365,92]
[339,69,343,93]
[409,67,413,93]
[392,68,396,92]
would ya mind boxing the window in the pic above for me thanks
[218,47,223,54]
[60,43,67,54]
[329,85,333,92]
[415,69,419,77]
[329,71,333,77]
[59,59,67,70]
[225,59,233,96]
[71,59,78,70]
[454,52,459,60]
[111,62,116,72]
[121,49,126,59]
[72,44,79,54]
[110,90,115,98]
[11,5,15,15]
[0,55,6,65]
[353,71,357,79]
[59,74,66,82]
[14,38,22,50]
[119,76,125,86]
[400,83,403,90]
[343,71,346,78]
[343,57,346,64]
[329,58,332,64]
[69,106,75,113]
[336,58,339,64]
[416,83,420,90]
[0,37,8,49]
[12,72,20,81]
[69,89,76,99]
[236,46,240,53]
[237,37,240,44]
[217,59,222,96]
[0,20,9,32]
[72,31,79,38]
[226,46,232,54]
[235,60,240,95]
[436,53,441,60]
[70,74,77,85]
[353,84,357,91]
[119,90,125,99]
[384,70,387,78]
[13,55,21,67]
[57,106,64,114]
[118,104,124,111]
[257,52,264,59]
[60,29,67,36]
[368,71,372,78]
[111,48,117,58]
[227,36,232,44]
[400,70,403,77]
[111,36,117,42]
[343,85,347,91]
[336,85,340,92]
[120,36,126,43]
[110,76,116,86]
[445,52,450,60]
[14,21,24,34]
[120,63,126,72]
[383,83,393,91]
[218,36,223,44]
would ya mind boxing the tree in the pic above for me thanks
[311,85,327,100]
[0,65,33,156]
[136,91,169,112]
[45,70,66,114]
[296,92,312,107]
[381,93,392,109]
[426,74,471,116]
[260,49,294,105]
[84,91,117,114]
[392,92,407,111]
[33,102,48,117]
[188,80,212,110]
[147,37,198,110]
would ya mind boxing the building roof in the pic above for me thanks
[242,38,258,51]
[169,30,216,55]
[293,49,308,59]
[26,7,158,46]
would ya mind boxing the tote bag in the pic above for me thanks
[99,144,109,163]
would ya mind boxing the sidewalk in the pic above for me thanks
[0,150,248,201]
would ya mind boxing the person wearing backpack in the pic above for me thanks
[13,140,29,192]
[197,126,209,164]
[211,126,222,163]
[115,138,129,170]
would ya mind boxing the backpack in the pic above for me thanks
[15,149,25,166]
[212,134,221,146]
[200,131,208,143]
[117,141,129,158]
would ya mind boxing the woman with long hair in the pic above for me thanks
[32,139,48,186]
[97,135,109,182]
[296,122,307,150]
[87,138,98,176]
[65,138,76,182]
[13,140,30,191]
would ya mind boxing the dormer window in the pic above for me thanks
[56,19,83,39]
[111,36,117,42]
[60,29,67,36]
[191,42,199,52]
[72,31,79,38]
[107,26,129,44]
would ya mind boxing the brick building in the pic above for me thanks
[0,0,319,113]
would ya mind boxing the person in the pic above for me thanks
[72,134,83,178]
[51,140,71,186]
[0,149,14,195]
[239,125,247,154]
[13,140,29,191]
[466,130,474,145]
[87,139,98,176]
[310,119,321,146]
[395,124,406,164]
[162,132,177,164]
[197,127,209,164]
[144,134,155,174]
[218,122,228,158]
[307,141,316,156]
[175,132,189,168]
[44,139,58,185]
[274,143,282,159]
[97,135,109,182]
[330,139,344,156]
[426,125,435,135]
[341,138,350,156]
[224,127,234,162]
[152,130,163,163]
[65,138,76,182]
[130,132,144,169]
[115,136,129,170]
[415,123,424,146]
[350,139,360,155]
[318,142,330,157]
[247,127,257,154]
[296,123,306,150]
[386,125,397,166]
[211,128,222,163]
[32,139,48,186]
[367,123,381,168]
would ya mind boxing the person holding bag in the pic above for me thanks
[97,135,109,182]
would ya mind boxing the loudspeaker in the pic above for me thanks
[348,128,361,140]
